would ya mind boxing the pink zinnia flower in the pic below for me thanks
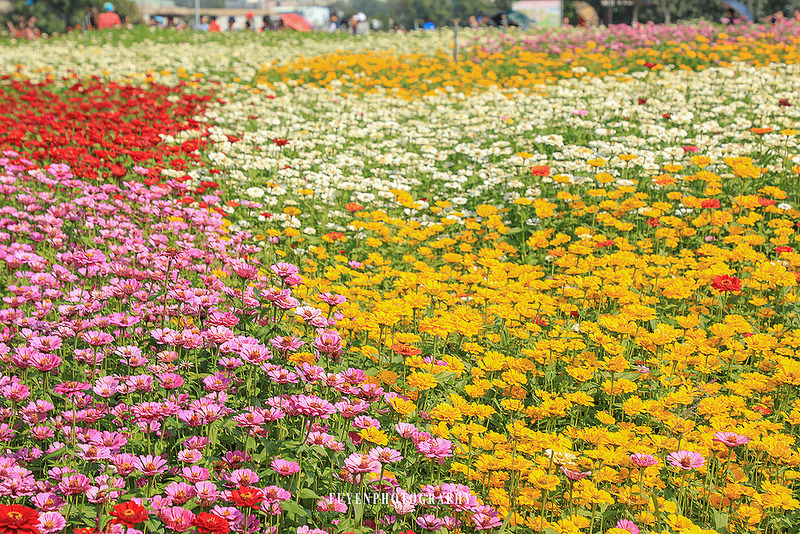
[416,514,444,530]
[270,459,300,476]
[667,450,705,470]
[159,507,195,532]
[316,496,347,513]
[368,447,403,464]
[630,453,658,468]
[135,454,169,476]
[561,466,591,481]
[343,453,380,474]
[713,431,750,448]
[38,511,67,533]
[616,519,640,534]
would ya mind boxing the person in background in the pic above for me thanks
[245,12,254,30]
[208,16,221,31]
[795,7,800,20]
[227,16,236,31]
[197,15,209,30]
[97,2,122,29]
[328,13,339,32]
[260,15,272,31]
[353,12,368,34]
[84,7,99,29]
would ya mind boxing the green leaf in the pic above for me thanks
[281,500,310,520]
[713,511,728,531]
[298,488,319,500]
[353,500,364,523]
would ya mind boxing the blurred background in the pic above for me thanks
[2,0,797,47]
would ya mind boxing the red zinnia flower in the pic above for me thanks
[701,199,720,209]
[391,343,421,357]
[193,513,230,534]
[530,165,550,177]
[0,504,41,534]
[273,138,289,146]
[230,487,264,509]
[711,275,741,293]
[345,202,365,213]
[110,501,148,527]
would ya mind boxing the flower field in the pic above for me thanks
[1,21,800,534]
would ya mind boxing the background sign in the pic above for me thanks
[512,0,563,28]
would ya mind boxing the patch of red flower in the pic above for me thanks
[324,231,346,242]
[701,199,720,209]
[345,201,365,213]
[273,138,289,146]
[0,504,40,534]
[530,165,550,177]
[0,78,213,181]
[230,487,264,509]
[193,513,230,534]
[596,239,614,248]
[711,275,741,293]
[109,501,148,527]
[391,343,421,356]
[753,404,772,415]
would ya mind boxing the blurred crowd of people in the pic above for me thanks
[83,3,131,30]
[5,16,40,39]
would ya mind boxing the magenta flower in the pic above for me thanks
[471,511,502,530]
[667,450,705,470]
[561,466,591,481]
[416,514,444,530]
[713,431,750,448]
[316,496,347,513]
[616,519,640,534]
[313,329,343,357]
[38,511,67,534]
[630,453,658,468]
[343,452,380,474]
[57,474,91,495]
[135,454,169,476]
[416,438,453,464]
[368,447,403,464]
[159,506,195,532]
[270,459,300,476]
[229,259,258,280]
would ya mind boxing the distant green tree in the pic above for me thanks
[5,0,138,35]
[389,0,492,28]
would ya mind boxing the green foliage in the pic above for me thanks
[389,0,493,28]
